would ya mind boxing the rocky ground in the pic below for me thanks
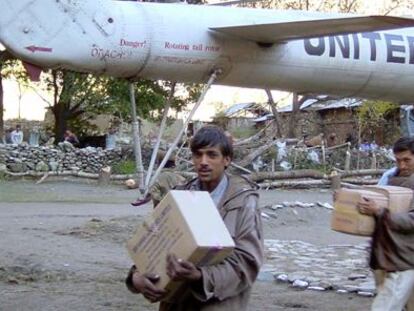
[0,179,373,310]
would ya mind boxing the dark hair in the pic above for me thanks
[190,125,233,159]
[393,137,414,154]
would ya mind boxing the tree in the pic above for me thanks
[240,0,413,13]
[0,51,26,142]
[356,99,399,144]
[35,70,202,142]
[265,89,282,138]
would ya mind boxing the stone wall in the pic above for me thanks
[0,143,123,174]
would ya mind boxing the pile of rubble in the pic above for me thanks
[258,200,376,297]
[261,201,334,220]
[261,240,375,297]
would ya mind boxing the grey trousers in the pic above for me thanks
[372,270,414,311]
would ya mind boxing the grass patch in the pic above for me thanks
[112,160,136,175]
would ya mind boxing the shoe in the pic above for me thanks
[131,194,151,207]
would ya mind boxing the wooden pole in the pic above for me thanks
[330,171,341,190]
[144,82,176,188]
[129,83,144,190]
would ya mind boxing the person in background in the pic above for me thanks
[11,124,23,144]
[359,139,371,152]
[105,127,117,150]
[326,132,337,147]
[4,128,13,144]
[63,130,79,146]
[370,140,379,151]
[29,126,40,146]
[357,136,414,311]
[345,133,357,148]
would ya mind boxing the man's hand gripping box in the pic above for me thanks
[127,190,235,298]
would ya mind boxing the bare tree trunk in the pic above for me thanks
[234,121,273,146]
[265,89,282,138]
[340,169,386,178]
[238,140,277,167]
[342,178,379,185]
[250,169,327,182]
[258,179,331,189]
[0,51,13,143]
[52,102,68,143]
[51,71,68,142]
[129,82,144,189]
[288,92,301,138]
[98,166,112,186]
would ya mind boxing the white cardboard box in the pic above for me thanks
[127,190,235,299]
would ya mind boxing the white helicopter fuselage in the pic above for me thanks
[1,0,414,101]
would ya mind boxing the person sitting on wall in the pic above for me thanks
[11,125,24,145]
[63,130,79,147]
[4,128,13,144]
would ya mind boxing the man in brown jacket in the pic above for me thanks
[358,137,414,311]
[126,125,264,310]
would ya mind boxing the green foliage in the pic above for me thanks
[244,0,361,13]
[212,110,227,129]
[357,100,398,120]
[0,56,28,141]
[356,100,399,127]
[112,160,136,175]
[285,149,328,172]
[102,79,203,122]
[33,69,203,140]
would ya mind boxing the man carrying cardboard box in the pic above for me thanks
[126,125,264,310]
[357,137,414,311]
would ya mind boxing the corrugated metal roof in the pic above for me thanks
[224,102,255,117]
[276,104,293,112]
[300,98,319,110]
[310,98,362,110]
[253,113,273,122]
[224,98,362,119]
[278,98,362,113]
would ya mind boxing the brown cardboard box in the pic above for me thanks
[331,188,388,236]
[364,185,413,213]
[126,190,235,300]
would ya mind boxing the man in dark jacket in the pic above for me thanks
[358,137,414,311]
[126,125,264,310]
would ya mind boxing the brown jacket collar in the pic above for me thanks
[177,173,258,212]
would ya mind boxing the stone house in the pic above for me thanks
[220,98,401,146]
[276,98,400,146]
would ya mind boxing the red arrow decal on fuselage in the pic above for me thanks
[25,45,53,53]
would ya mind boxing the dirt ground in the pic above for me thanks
[0,178,372,310]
